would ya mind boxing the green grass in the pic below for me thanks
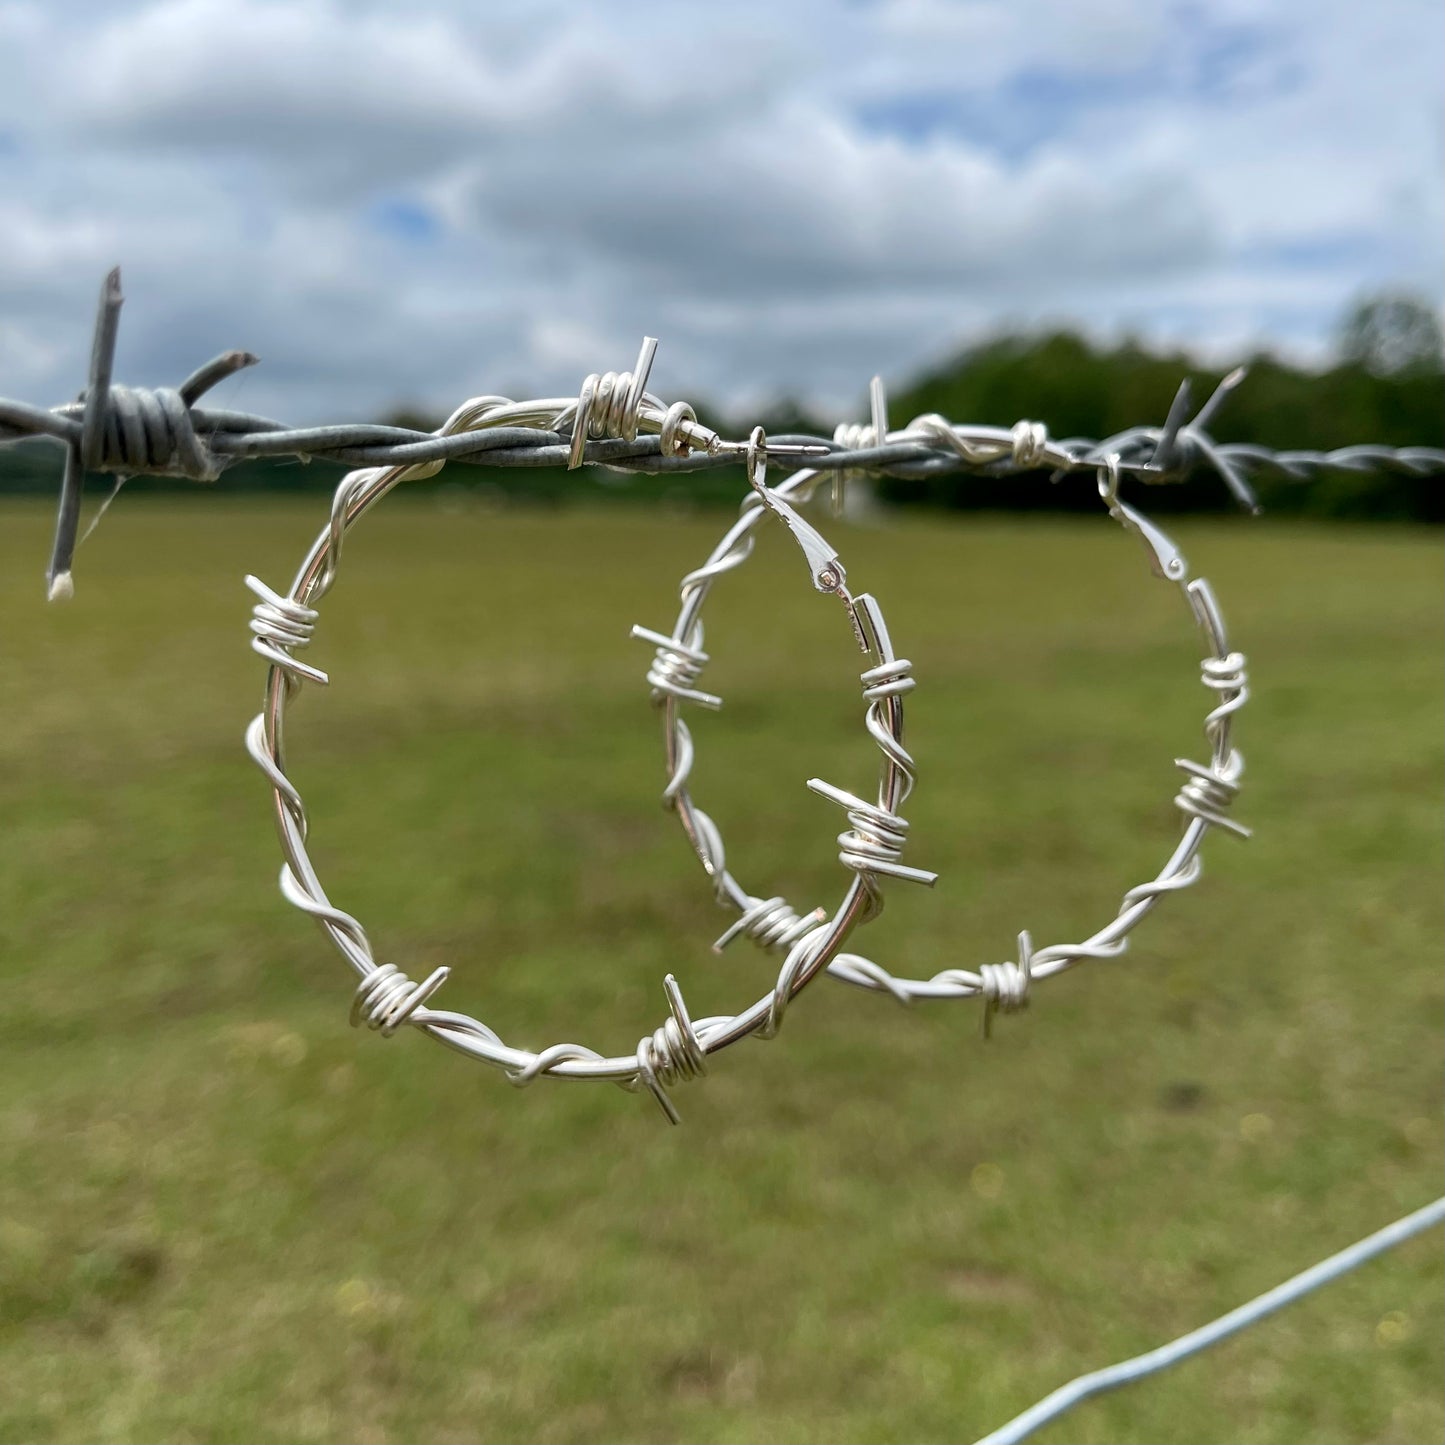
[0,496,1440,1445]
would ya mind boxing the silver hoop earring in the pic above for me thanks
[637,436,1249,1037]
[242,377,932,1124]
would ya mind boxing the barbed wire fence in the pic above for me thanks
[5,269,1445,598]
[2,269,1441,1440]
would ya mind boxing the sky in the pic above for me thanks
[0,0,1440,425]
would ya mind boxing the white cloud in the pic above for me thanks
[0,0,1439,428]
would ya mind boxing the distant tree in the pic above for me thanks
[1337,294,1444,377]
[382,406,445,433]
[747,396,831,439]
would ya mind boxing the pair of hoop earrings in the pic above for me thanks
[243,353,1250,1124]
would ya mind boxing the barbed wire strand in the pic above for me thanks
[4,270,1444,597]
[974,1194,1445,1445]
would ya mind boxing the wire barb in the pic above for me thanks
[633,974,707,1125]
[565,336,660,468]
[245,574,328,687]
[34,268,258,599]
[350,963,450,1036]
[980,933,1034,1038]
[807,778,939,898]
[713,896,828,954]
[630,624,722,709]
[831,375,890,512]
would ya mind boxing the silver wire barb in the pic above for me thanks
[351,963,450,1036]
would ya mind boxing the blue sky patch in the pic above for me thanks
[368,198,440,244]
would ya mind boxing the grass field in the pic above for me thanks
[0,495,1440,1444]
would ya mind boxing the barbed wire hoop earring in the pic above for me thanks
[638,407,1250,1035]
[242,387,932,1122]
[631,416,943,1001]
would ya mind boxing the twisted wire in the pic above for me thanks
[819,952,916,1005]
[275,854,374,970]
[891,846,1206,1013]
[634,499,777,902]
[860,656,920,788]
[11,376,1438,487]
[1174,649,1250,836]
[760,918,838,1039]
[834,607,1247,1009]
[660,717,696,805]
[1011,420,1049,468]
[678,510,762,603]
[506,1043,607,1089]
[678,797,732,903]
[5,273,1353,1093]
[244,715,308,839]
[808,650,936,918]
[237,374,1240,1096]
[838,576,1247,1007]
[1201,650,1249,759]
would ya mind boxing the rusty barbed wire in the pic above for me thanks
[4,271,1443,599]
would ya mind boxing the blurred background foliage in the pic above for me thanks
[2,294,1441,522]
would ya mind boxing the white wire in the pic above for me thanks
[974,1195,1445,1445]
